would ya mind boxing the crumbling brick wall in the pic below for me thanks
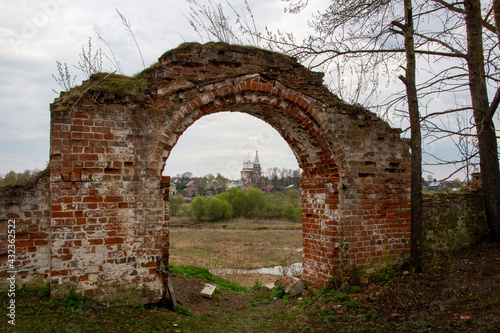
[0,170,50,289]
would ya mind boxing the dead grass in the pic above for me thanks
[169,218,302,287]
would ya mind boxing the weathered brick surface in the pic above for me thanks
[422,193,488,250]
[0,170,50,289]
[1,42,412,303]
[49,103,167,304]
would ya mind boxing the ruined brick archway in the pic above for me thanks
[46,42,411,304]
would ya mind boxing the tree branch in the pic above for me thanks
[391,20,406,32]
[398,74,409,86]
[413,32,467,58]
[431,0,464,14]
[431,0,497,33]
[486,85,500,120]
[421,107,473,121]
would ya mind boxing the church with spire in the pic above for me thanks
[240,151,262,187]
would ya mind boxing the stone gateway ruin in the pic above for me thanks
[0,42,411,304]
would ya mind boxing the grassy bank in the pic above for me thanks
[169,218,302,287]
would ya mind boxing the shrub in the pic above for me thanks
[264,192,286,219]
[246,187,267,218]
[169,195,185,217]
[271,284,286,299]
[217,187,238,204]
[286,189,301,205]
[221,199,233,220]
[231,190,249,217]
[293,206,302,221]
[179,203,193,218]
[282,204,296,221]
[282,204,301,222]
[191,196,207,221]
[213,187,302,220]
[207,197,233,221]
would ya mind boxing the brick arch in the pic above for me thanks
[44,42,411,304]
[157,74,341,178]
[157,75,346,287]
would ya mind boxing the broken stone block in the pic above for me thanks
[286,277,305,296]
[276,276,305,296]
[200,284,217,298]
[262,282,275,290]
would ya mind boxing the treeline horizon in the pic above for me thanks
[171,167,302,192]
[169,187,302,222]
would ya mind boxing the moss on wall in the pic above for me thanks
[53,72,148,107]
[423,193,488,251]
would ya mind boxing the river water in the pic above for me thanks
[210,262,303,277]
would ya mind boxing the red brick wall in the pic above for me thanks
[0,170,51,289]
[49,102,169,303]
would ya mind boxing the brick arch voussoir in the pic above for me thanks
[160,75,345,175]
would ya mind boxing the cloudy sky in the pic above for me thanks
[0,0,496,180]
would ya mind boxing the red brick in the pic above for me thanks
[83,196,103,203]
[104,196,123,202]
[104,237,123,245]
[52,211,74,218]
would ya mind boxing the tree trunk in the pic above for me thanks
[399,0,424,271]
[393,0,423,271]
[465,0,500,241]
[494,0,500,37]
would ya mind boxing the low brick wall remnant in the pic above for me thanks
[0,170,51,290]
[423,192,488,250]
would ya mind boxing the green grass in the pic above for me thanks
[1,287,186,332]
[169,265,247,292]
[2,262,499,333]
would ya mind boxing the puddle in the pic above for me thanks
[282,247,303,253]
[210,262,303,277]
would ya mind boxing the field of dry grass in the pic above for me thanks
[169,217,302,287]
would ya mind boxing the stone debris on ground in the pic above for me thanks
[200,284,217,298]
[262,282,275,290]
[275,276,306,296]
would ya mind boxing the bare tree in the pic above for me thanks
[263,0,500,241]
[185,0,500,240]
[393,0,423,271]
[463,0,500,239]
